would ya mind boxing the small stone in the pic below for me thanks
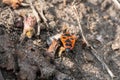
[33,39,42,47]
[49,21,56,28]
[103,15,109,20]
[96,35,104,44]
[45,13,55,21]
[86,54,94,62]
[112,43,120,50]
[83,51,94,62]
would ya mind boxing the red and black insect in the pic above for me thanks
[60,32,77,52]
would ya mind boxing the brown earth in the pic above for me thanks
[0,0,120,80]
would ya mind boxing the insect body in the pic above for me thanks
[60,32,77,52]
[46,32,77,59]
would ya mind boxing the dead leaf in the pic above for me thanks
[2,0,23,9]
[45,39,59,59]
[47,39,58,53]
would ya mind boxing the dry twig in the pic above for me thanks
[21,3,30,7]
[29,0,49,36]
[63,0,66,7]
[38,0,49,28]
[72,5,115,79]
[29,0,41,36]
[112,0,120,9]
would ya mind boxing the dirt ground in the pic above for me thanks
[0,0,120,80]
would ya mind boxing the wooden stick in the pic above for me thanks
[112,0,120,9]
[29,0,41,36]
[72,5,115,79]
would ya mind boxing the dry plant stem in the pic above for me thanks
[29,0,41,35]
[63,0,66,7]
[90,47,115,78]
[39,0,49,28]
[72,5,89,46]
[21,3,30,7]
[72,5,115,78]
[112,0,120,9]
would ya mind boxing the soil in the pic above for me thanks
[0,0,120,80]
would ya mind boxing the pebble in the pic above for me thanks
[49,21,56,28]
[33,39,42,47]
[112,42,120,50]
